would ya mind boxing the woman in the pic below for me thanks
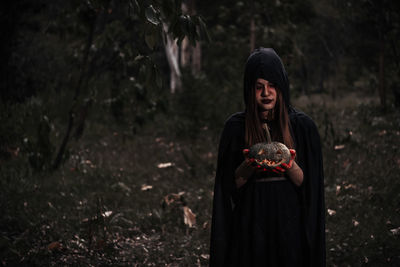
[210,48,325,267]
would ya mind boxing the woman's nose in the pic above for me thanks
[261,86,270,96]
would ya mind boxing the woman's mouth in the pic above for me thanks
[262,99,273,104]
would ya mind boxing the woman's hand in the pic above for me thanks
[271,149,296,173]
[236,148,303,187]
[270,149,304,186]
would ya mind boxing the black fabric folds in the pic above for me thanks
[290,110,326,266]
[209,48,325,267]
[209,111,325,267]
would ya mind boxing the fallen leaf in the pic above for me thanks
[157,162,174,168]
[390,227,400,235]
[102,211,113,217]
[334,144,345,150]
[201,254,210,260]
[336,185,341,195]
[48,241,61,251]
[378,130,387,136]
[183,206,196,228]
[327,209,336,216]
[141,184,153,191]
[368,186,373,194]
[345,184,356,190]
[163,192,185,205]
[203,221,210,229]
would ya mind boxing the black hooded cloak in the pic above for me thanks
[210,48,325,267]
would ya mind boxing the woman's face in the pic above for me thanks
[255,78,277,117]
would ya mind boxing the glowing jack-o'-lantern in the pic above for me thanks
[248,123,291,169]
[249,141,291,168]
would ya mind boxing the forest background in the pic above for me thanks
[1,0,399,266]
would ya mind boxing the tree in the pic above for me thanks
[336,0,400,110]
[0,0,208,170]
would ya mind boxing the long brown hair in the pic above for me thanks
[245,87,294,149]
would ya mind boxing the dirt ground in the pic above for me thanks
[1,94,399,266]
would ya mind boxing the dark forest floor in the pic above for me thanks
[1,94,399,266]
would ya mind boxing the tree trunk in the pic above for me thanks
[191,41,201,74]
[249,0,255,52]
[378,36,386,110]
[180,0,201,75]
[250,18,255,52]
[52,8,98,169]
[300,56,308,95]
[181,37,190,67]
[162,23,181,93]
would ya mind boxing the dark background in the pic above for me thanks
[1,0,399,265]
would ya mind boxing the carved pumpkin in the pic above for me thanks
[249,141,291,168]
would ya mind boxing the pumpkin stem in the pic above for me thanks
[263,123,272,143]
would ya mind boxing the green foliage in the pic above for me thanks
[161,69,243,141]
[1,0,209,170]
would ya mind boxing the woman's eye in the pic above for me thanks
[269,83,276,88]
[256,86,263,90]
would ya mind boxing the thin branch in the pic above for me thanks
[52,11,98,170]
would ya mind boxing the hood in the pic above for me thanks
[243,48,290,108]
